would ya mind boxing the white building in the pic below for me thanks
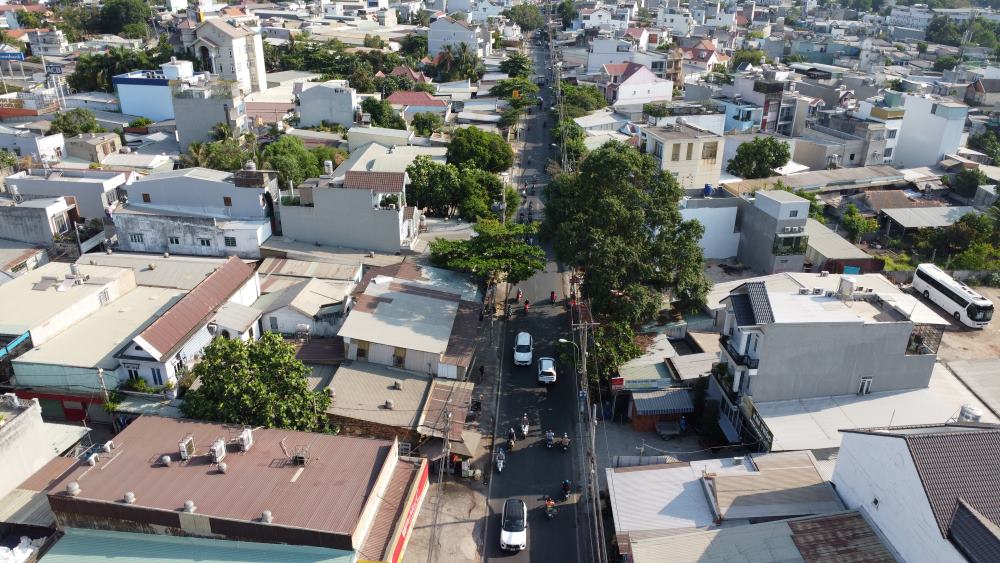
[887,5,935,28]
[679,195,740,259]
[639,123,724,190]
[657,8,696,36]
[578,7,627,31]
[5,168,130,220]
[428,16,491,58]
[600,62,673,105]
[297,80,359,129]
[254,278,353,337]
[0,125,64,163]
[889,93,966,168]
[586,37,677,79]
[113,59,196,122]
[181,18,267,94]
[854,90,905,166]
[833,423,1000,563]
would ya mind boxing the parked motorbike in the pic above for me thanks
[495,449,506,473]
[544,498,556,519]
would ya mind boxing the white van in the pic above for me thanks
[513,332,533,366]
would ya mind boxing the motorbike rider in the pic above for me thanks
[550,290,557,303]
[562,480,572,499]
[544,496,556,516]
[521,414,530,430]
[562,433,571,449]
[524,300,530,313]
[545,429,555,446]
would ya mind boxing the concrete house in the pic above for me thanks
[639,123,724,190]
[339,260,481,379]
[893,94,968,169]
[737,190,809,274]
[0,125,64,163]
[180,18,267,94]
[113,58,197,122]
[965,77,1000,107]
[0,195,76,247]
[600,62,673,105]
[171,74,248,151]
[253,277,353,337]
[297,79,359,129]
[386,90,449,122]
[710,275,948,448]
[6,169,130,221]
[428,16,490,58]
[114,166,280,259]
[833,423,1000,563]
[65,132,122,164]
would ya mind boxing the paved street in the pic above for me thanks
[482,40,593,562]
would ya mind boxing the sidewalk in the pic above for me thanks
[403,285,510,563]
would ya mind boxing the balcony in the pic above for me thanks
[719,335,759,369]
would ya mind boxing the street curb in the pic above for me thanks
[480,282,509,563]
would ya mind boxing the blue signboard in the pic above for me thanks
[0,52,24,62]
[45,64,63,75]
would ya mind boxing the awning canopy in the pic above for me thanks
[632,388,694,416]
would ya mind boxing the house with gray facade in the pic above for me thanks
[171,75,248,151]
[0,195,77,247]
[297,79,359,129]
[709,274,948,450]
[6,169,129,221]
[737,190,809,274]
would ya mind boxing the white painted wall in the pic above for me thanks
[116,82,174,121]
[832,432,965,563]
[264,307,340,336]
[894,95,967,168]
[681,205,739,259]
[0,399,63,499]
[298,81,359,128]
[129,175,267,219]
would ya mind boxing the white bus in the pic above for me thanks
[912,264,994,328]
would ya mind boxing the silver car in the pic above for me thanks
[537,357,557,384]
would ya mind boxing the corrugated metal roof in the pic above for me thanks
[212,301,262,332]
[358,459,420,561]
[805,218,871,261]
[42,527,356,563]
[441,300,479,368]
[632,388,694,416]
[343,170,406,192]
[881,206,978,229]
[326,361,431,429]
[629,519,802,563]
[258,257,360,282]
[711,451,842,521]
[788,512,895,562]
[418,378,474,441]
[135,257,255,361]
[722,165,903,196]
[48,417,393,535]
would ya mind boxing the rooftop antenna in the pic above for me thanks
[279,437,290,459]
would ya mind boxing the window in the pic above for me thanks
[151,367,163,386]
[223,196,232,207]
[142,193,151,203]
[356,340,369,359]
[394,347,406,368]
[52,213,68,233]
[686,143,693,160]
[269,316,278,330]
[702,141,718,160]
[884,148,893,158]
[199,238,212,247]
[224,236,237,247]
[887,129,897,139]
[789,210,799,218]
[858,377,872,395]
[126,365,140,381]
[671,143,681,161]
[168,236,180,245]
[653,140,664,158]
[98,289,110,305]
[849,153,856,161]
[129,233,144,244]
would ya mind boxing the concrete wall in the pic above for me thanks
[737,195,808,274]
[281,188,405,252]
[749,321,935,402]
[114,212,268,259]
[644,133,724,190]
[263,306,340,337]
[7,173,125,220]
[173,95,246,151]
[344,336,440,376]
[833,432,964,563]
[298,82,358,128]
[428,20,481,57]
[0,132,65,162]
[116,81,174,121]
[0,205,57,246]
[680,201,740,259]
[129,176,267,219]
[895,95,967,168]
[0,398,63,499]
[28,271,136,347]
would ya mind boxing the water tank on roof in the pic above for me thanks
[959,404,983,423]
[703,184,713,197]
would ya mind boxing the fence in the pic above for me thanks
[882,269,996,285]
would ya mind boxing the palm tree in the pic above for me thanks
[436,45,455,80]
[180,142,210,168]
[211,122,234,141]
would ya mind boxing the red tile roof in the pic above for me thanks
[390,65,431,84]
[386,91,446,107]
[343,170,406,193]
[625,28,645,39]
[602,63,630,76]
[133,257,254,361]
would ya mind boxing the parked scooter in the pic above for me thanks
[550,290,557,304]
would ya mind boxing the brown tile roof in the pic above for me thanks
[386,91,447,107]
[420,378,474,441]
[353,259,424,296]
[48,416,393,535]
[390,65,431,83]
[788,512,895,562]
[343,170,406,193]
[865,190,944,214]
[133,257,254,361]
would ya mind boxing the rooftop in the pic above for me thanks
[948,359,1000,419]
[41,528,356,563]
[75,253,234,290]
[334,142,446,181]
[325,361,431,429]
[253,278,349,317]
[881,205,978,229]
[0,263,132,337]
[49,417,393,535]
[643,123,721,140]
[339,280,461,355]
[804,218,873,260]
[721,165,904,196]
[13,286,183,369]
[258,257,361,283]
[758,364,999,451]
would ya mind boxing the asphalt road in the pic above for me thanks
[483,41,590,562]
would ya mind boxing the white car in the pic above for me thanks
[513,332,533,366]
[537,357,557,384]
[500,498,527,551]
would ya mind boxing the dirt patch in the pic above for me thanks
[934,286,1000,362]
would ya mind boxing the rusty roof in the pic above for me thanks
[441,300,480,368]
[353,260,424,296]
[343,171,406,193]
[419,378,474,441]
[788,512,895,562]
[17,456,78,492]
[358,460,421,561]
[48,417,392,535]
[132,257,254,361]
[259,257,360,281]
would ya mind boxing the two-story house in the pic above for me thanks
[428,16,491,58]
[297,80,360,129]
[639,123,724,190]
[600,62,673,105]
[736,190,809,274]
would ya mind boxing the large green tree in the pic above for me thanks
[557,0,577,29]
[361,97,406,129]
[181,333,331,432]
[840,204,878,243]
[953,168,988,198]
[499,52,534,78]
[504,4,545,30]
[49,108,102,137]
[446,127,514,173]
[727,136,791,179]
[544,141,710,321]
[406,156,462,215]
[262,135,321,187]
[411,111,444,136]
[430,219,545,285]
[99,0,152,34]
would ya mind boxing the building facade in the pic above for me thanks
[639,123,724,190]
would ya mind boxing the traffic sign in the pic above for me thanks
[45,64,63,75]
[0,52,24,62]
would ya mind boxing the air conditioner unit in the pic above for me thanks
[812,288,823,295]
[178,435,195,460]
[210,438,227,463]
[783,226,792,233]
[238,427,253,452]
[798,287,811,295]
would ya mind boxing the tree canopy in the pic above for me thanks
[499,52,533,78]
[557,0,577,29]
[727,137,791,179]
[953,168,988,198]
[99,0,152,34]
[69,44,189,93]
[446,127,514,173]
[405,155,517,220]
[543,140,710,322]
[559,82,607,118]
[731,49,766,68]
[361,97,406,129]
[840,204,878,243]
[411,111,444,136]
[504,4,545,30]
[430,219,545,285]
[180,333,331,432]
[262,136,320,187]
[49,108,103,137]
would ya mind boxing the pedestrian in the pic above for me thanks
[479,365,485,380]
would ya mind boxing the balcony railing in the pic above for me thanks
[720,335,760,369]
